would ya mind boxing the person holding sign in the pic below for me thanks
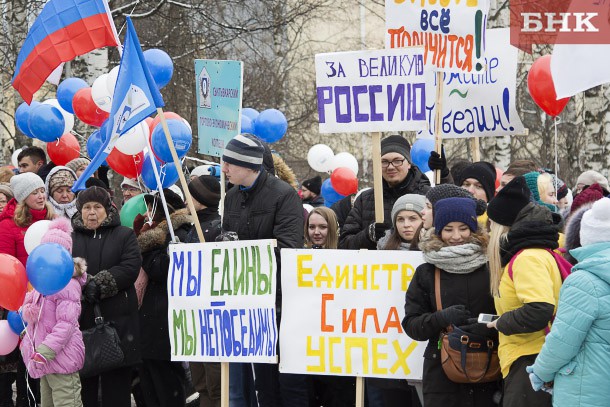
[340,135,450,250]
[221,134,309,407]
[403,198,499,406]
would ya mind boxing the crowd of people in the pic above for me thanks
[0,134,609,407]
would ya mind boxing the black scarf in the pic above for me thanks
[500,221,559,266]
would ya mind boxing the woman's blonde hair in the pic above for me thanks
[304,207,339,249]
[537,173,555,202]
[487,220,510,297]
[14,201,55,228]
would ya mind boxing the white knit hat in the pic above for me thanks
[580,198,610,246]
[10,173,45,203]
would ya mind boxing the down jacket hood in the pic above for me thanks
[137,209,192,253]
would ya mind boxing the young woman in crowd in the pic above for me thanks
[403,197,498,406]
[72,186,142,407]
[377,194,425,251]
[529,198,610,406]
[485,176,561,407]
[304,206,339,249]
[0,183,13,213]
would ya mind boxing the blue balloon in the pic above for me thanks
[242,108,259,121]
[86,128,109,166]
[57,78,88,114]
[241,115,255,134]
[321,178,346,206]
[7,311,26,335]
[15,101,41,138]
[143,49,174,88]
[141,156,179,190]
[28,104,64,142]
[253,109,288,143]
[411,138,435,173]
[26,243,74,296]
[151,119,192,162]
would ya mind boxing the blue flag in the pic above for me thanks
[73,16,164,191]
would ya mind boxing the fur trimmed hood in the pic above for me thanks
[273,154,298,189]
[418,231,486,254]
[564,202,594,265]
[137,209,193,253]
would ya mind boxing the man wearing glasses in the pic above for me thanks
[121,177,144,203]
[339,135,449,250]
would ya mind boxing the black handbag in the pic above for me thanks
[80,304,124,378]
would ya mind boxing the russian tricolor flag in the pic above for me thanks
[12,0,120,104]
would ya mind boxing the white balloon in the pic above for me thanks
[307,144,334,173]
[24,220,51,254]
[115,122,149,155]
[11,149,22,168]
[106,66,120,95]
[42,99,74,134]
[91,73,112,112]
[331,152,359,176]
[424,170,436,187]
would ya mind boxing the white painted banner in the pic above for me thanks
[279,249,426,379]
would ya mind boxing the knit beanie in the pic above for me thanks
[580,198,610,246]
[524,171,557,212]
[458,161,496,202]
[0,183,13,200]
[65,157,90,174]
[222,133,265,170]
[426,183,487,216]
[76,186,112,212]
[380,135,412,163]
[391,194,425,225]
[144,188,186,213]
[10,172,45,203]
[571,183,604,214]
[577,170,610,192]
[302,176,322,195]
[40,217,73,254]
[487,176,531,226]
[433,197,478,234]
[188,175,221,208]
[551,175,568,201]
[48,168,76,197]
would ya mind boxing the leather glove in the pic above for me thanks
[526,366,553,394]
[368,222,391,242]
[437,305,470,327]
[428,145,449,177]
[83,279,101,304]
[458,322,496,338]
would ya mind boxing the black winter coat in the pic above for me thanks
[72,205,142,367]
[403,261,497,400]
[137,209,192,360]
[222,171,303,303]
[185,207,221,244]
[339,166,431,250]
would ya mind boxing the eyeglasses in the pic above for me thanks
[122,187,140,193]
[381,159,405,168]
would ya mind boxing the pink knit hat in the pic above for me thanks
[40,217,73,254]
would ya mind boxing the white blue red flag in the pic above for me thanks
[72,16,164,191]
[12,0,120,104]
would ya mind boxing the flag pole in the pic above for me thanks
[156,108,206,243]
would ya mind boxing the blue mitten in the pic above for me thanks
[526,365,553,395]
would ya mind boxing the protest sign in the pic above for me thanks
[418,28,525,139]
[168,240,278,363]
[195,59,243,157]
[315,47,428,133]
[279,249,426,379]
[385,0,490,73]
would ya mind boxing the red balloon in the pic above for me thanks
[0,254,27,311]
[72,87,109,127]
[47,133,81,166]
[527,55,570,117]
[150,112,182,132]
[495,167,504,190]
[107,148,144,179]
[331,167,358,196]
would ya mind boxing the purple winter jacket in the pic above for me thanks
[20,258,87,378]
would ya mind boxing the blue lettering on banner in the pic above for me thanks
[170,251,202,297]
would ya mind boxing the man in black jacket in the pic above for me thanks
[221,133,308,407]
[340,135,449,250]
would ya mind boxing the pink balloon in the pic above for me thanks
[0,321,19,355]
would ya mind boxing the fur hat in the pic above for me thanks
[76,186,112,212]
[458,161,496,202]
[433,197,478,235]
[380,135,411,163]
[302,176,322,195]
[580,198,610,246]
[10,172,45,203]
[391,194,425,225]
[40,217,73,254]
[144,188,186,214]
[487,176,531,227]
[571,183,604,214]
[188,175,221,208]
[426,183,487,216]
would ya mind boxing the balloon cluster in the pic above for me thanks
[240,108,288,143]
[0,222,74,355]
[306,145,359,207]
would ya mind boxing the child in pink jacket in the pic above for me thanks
[20,217,86,407]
